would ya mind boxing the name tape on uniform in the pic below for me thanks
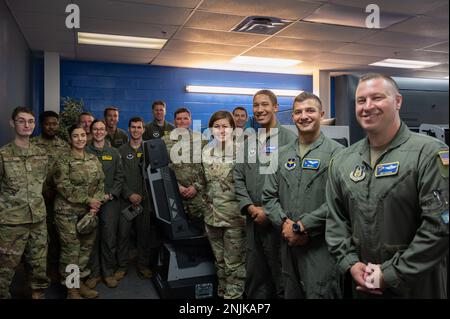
[375,162,399,177]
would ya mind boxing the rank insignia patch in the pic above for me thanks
[375,162,399,177]
[302,159,320,170]
[285,158,296,171]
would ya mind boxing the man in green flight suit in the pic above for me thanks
[104,106,129,148]
[143,100,175,141]
[117,117,156,281]
[262,92,344,298]
[234,90,296,299]
[325,73,449,298]
[0,107,49,299]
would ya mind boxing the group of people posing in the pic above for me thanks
[0,73,448,299]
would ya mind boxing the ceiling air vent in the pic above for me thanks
[231,16,293,35]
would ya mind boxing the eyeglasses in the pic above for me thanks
[15,119,35,126]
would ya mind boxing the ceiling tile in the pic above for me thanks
[163,39,248,55]
[313,52,381,65]
[386,16,449,39]
[278,21,376,42]
[76,0,191,25]
[5,0,71,14]
[76,45,160,59]
[185,11,245,31]
[423,2,449,18]
[243,48,319,61]
[175,28,267,46]
[328,0,448,15]
[333,43,411,58]
[113,0,202,8]
[13,12,68,31]
[358,31,444,49]
[20,27,74,47]
[259,37,347,52]
[420,41,449,53]
[199,0,321,20]
[389,49,449,63]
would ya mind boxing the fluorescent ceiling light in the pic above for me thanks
[230,56,302,67]
[445,76,449,79]
[186,85,303,97]
[77,32,167,49]
[370,58,440,69]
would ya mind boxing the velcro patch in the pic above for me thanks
[102,155,113,161]
[375,162,399,177]
[441,210,449,225]
[438,150,449,166]
[302,158,320,170]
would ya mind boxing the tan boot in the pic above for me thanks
[137,267,153,279]
[114,270,127,281]
[31,289,45,299]
[79,282,99,299]
[66,288,82,299]
[104,276,118,288]
[84,276,101,289]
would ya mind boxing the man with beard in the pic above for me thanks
[104,106,129,148]
[32,111,69,282]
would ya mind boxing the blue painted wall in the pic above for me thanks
[60,60,313,130]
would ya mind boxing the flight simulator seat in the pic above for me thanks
[142,138,217,299]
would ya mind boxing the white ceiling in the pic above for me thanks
[6,0,449,79]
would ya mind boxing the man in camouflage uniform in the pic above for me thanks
[143,100,175,140]
[117,117,155,281]
[234,90,296,299]
[162,107,209,221]
[0,107,49,299]
[104,106,129,148]
[326,73,449,298]
[263,92,344,298]
[32,111,69,282]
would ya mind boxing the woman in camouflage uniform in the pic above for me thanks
[53,124,106,299]
[202,111,246,299]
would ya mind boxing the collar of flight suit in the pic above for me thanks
[294,131,326,159]
[257,120,283,144]
[358,121,412,167]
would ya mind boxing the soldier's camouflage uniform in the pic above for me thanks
[53,151,105,282]
[0,142,49,299]
[202,142,246,299]
[162,129,209,220]
[31,135,69,267]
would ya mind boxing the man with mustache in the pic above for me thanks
[325,73,448,298]
[32,111,69,283]
[262,92,344,298]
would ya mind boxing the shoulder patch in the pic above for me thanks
[438,150,449,166]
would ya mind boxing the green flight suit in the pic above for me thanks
[117,143,157,271]
[203,142,246,299]
[325,123,449,298]
[53,151,105,282]
[234,122,297,299]
[86,144,124,278]
[263,132,344,299]
[143,120,175,140]
[105,127,129,149]
[31,135,69,268]
[0,142,49,298]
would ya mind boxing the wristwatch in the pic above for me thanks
[292,222,304,234]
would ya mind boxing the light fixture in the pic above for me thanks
[77,32,167,49]
[186,85,303,97]
[370,58,440,69]
[230,56,302,67]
